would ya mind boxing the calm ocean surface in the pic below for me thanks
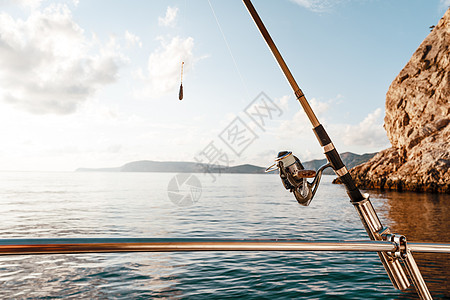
[0,171,448,299]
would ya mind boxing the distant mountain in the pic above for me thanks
[121,161,202,173]
[76,152,376,175]
[76,167,120,172]
[302,152,377,175]
[76,161,267,174]
[218,164,265,174]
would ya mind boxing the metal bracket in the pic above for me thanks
[382,234,432,299]
[383,234,407,259]
[378,227,391,237]
[352,196,410,290]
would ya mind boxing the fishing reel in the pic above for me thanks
[266,151,331,206]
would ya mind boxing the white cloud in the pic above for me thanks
[277,97,330,139]
[11,0,43,10]
[276,94,290,113]
[289,0,345,12]
[137,36,195,98]
[0,4,127,114]
[3,0,80,10]
[125,30,142,48]
[271,97,329,161]
[440,0,450,9]
[278,110,314,140]
[341,108,390,149]
[158,6,178,27]
[270,99,390,158]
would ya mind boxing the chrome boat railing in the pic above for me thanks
[1,237,448,299]
[1,238,449,255]
[4,237,448,299]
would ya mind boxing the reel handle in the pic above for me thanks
[294,169,316,179]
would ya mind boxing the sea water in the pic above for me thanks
[0,171,448,299]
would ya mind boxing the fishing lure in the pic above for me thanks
[179,62,184,100]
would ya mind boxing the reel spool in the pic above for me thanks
[266,151,331,206]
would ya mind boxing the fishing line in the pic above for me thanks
[207,0,251,101]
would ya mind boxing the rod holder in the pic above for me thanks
[387,234,432,300]
[352,195,410,290]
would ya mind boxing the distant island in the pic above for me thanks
[76,161,265,174]
[76,152,376,175]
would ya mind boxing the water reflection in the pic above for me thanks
[370,190,450,299]
[0,253,183,299]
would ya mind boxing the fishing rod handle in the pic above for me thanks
[313,125,365,202]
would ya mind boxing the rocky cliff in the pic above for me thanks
[348,9,450,193]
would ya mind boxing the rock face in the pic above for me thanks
[349,9,450,193]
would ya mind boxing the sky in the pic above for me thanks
[0,0,448,171]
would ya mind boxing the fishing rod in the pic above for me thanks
[241,1,432,299]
